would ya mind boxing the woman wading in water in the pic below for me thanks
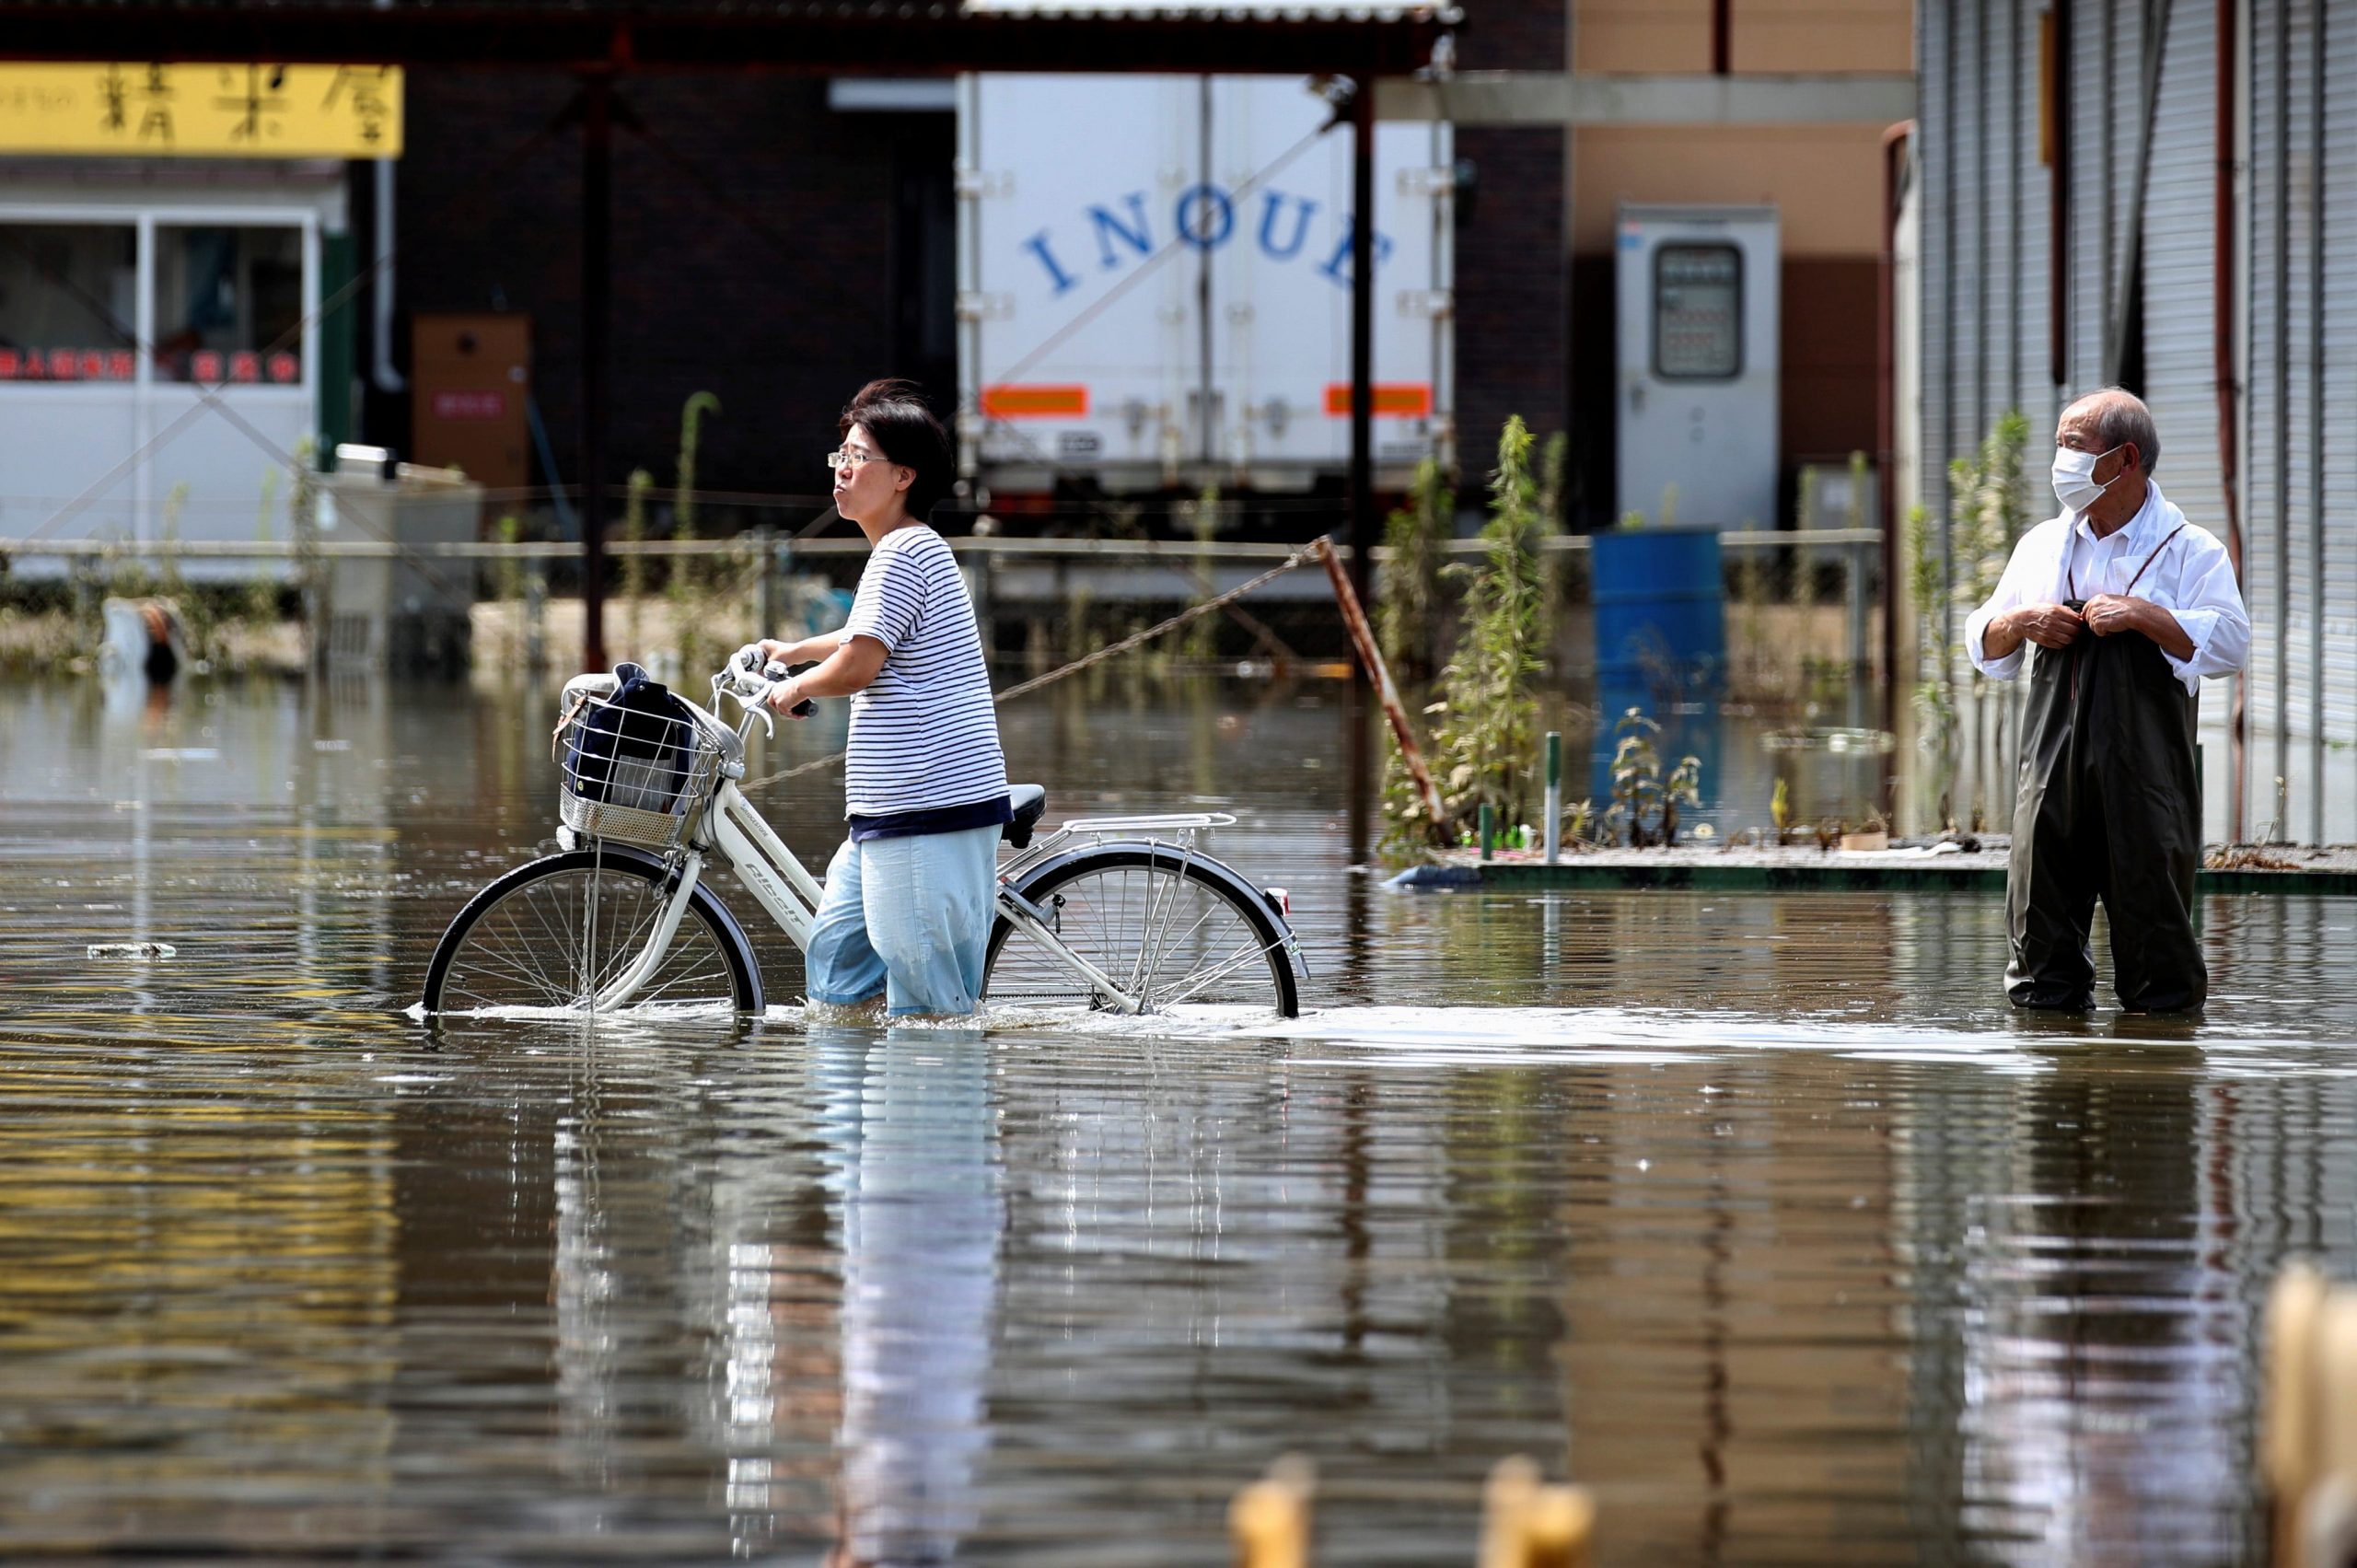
[747,379,1009,1020]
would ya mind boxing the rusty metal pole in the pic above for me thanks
[1317,537,1446,830]
[1348,75,1377,625]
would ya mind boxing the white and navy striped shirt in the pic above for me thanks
[841,525,1008,820]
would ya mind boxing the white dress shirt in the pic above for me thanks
[1964,480,2250,695]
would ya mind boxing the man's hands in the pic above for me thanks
[2084,594,2197,659]
[2080,594,2146,637]
[2005,601,2086,649]
[1981,594,2197,664]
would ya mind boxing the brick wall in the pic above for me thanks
[1452,0,1569,482]
[1457,0,1564,72]
[1454,126,1568,477]
[392,68,944,502]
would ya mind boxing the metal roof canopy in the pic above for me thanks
[0,1,1457,75]
[0,0,1452,668]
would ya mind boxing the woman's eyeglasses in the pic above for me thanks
[824,447,887,472]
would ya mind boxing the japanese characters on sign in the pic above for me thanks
[0,348,302,384]
[0,64,402,157]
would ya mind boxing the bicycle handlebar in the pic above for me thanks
[722,645,817,717]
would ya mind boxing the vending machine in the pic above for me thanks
[1614,204,1780,531]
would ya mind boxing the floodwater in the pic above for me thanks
[4,672,2356,1565]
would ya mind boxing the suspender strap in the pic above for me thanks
[2069,521,2186,600]
[2124,523,2187,596]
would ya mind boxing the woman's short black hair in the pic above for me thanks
[840,378,953,519]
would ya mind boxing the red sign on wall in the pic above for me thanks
[431,389,508,421]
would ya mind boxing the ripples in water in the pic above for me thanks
[3,676,2353,1564]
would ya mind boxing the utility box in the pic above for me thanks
[317,461,480,675]
[411,312,530,501]
[1615,204,1780,531]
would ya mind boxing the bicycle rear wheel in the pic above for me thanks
[423,848,762,1016]
[984,846,1299,1018]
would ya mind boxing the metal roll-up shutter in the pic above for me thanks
[1921,0,1955,524]
[2137,0,2236,836]
[2013,0,2050,423]
[1956,2,1990,437]
[2141,0,2223,538]
[2279,0,2320,838]
[2070,0,2130,389]
[2246,0,2286,823]
[2317,0,2357,837]
[1980,2,2014,437]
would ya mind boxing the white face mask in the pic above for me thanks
[2051,442,2127,514]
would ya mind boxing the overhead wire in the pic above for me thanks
[737,534,1327,790]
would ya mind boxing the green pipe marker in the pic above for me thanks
[1479,802,1495,861]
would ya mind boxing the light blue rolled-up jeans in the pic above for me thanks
[805,823,1001,1017]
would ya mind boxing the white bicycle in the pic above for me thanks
[421,657,1305,1019]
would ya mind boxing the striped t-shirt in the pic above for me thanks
[841,524,1009,822]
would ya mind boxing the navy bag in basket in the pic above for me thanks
[569,663,696,814]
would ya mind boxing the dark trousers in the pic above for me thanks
[2003,631,2205,1012]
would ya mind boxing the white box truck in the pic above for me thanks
[955,74,1454,502]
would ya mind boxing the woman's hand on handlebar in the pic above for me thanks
[764,669,814,718]
[726,644,817,715]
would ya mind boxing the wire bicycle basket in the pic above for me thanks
[553,678,729,851]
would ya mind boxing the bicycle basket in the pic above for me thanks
[554,669,726,849]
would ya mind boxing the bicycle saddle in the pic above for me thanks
[1004,784,1048,848]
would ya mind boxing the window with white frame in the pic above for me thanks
[0,222,140,381]
[151,224,304,386]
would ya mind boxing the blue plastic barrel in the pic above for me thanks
[1590,526,1726,691]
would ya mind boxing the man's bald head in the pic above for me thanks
[2059,388,2160,475]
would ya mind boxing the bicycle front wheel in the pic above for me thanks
[423,848,763,1016]
[984,846,1299,1018]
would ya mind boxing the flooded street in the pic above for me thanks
[5,673,2356,1564]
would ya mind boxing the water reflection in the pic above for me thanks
[1958,1052,2234,1562]
[7,675,2357,1564]
[1897,1047,2270,1567]
[823,1028,1000,1566]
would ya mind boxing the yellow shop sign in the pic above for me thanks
[0,63,401,157]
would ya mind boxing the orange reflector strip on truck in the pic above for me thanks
[982,384,1089,419]
[1324,383,1433,418]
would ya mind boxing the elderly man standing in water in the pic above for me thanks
[1965,389,2250,1013]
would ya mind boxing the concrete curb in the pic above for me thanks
[1387,848,2357,895]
